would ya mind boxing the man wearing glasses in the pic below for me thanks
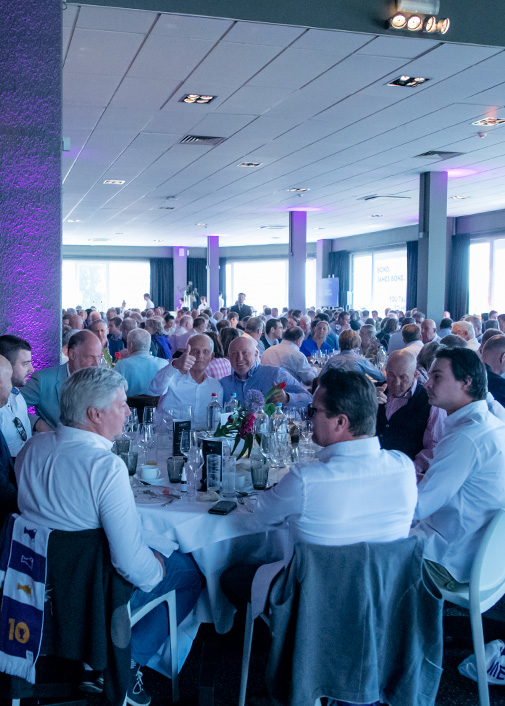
[0,335,33,458]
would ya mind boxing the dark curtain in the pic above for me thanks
[328,251,350,308]
[406,241,418,311]
[187,258,207,297]
[447,234,470,321]
[150,258,174,310]
[219,257,227,307]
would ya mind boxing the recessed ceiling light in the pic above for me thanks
[180,94,216,104]
[388,76,428,87]
[407,14,423,30]
[159,206,175,210]
[371,214,383,218]
[390,13,407,28]
[238,162,261,168]
[451,195,470,200]
[115,232,124,235]
[472,117,505,127]
[195,222,207,226]
[67,219,81,223]
[271,236,281,240]
[103,179,125,185]
[153,239,164,242]
[288,187,310,192]
[259,225,287,230]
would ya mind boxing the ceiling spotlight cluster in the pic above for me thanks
[389,1,449,34]
[181,94,216,104]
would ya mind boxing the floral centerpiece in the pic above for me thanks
[213,382,287,458]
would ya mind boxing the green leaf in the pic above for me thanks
[264,402,276,417]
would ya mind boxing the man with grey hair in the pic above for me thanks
[115,329,169,396]
[121,317,137,348]
[452,320,480,351]
[169,314,194,353]
[15,367,203,705]
[244,316,265,356]
[261,327,318,385]
[22,330,102,431]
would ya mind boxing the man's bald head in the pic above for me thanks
[386,349,417,398]
[228,335,258,379]
[0,355,13,408]
[421,319,437,344]
[482,335,505,376]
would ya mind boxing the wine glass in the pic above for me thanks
[260,434,272,463]
[300,421,313,443]
[143,406,155,425]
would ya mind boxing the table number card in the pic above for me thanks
[173,419,191,456]
[201,438,225,491]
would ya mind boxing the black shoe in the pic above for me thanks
[79,671,104,693]
[127,664,151,706]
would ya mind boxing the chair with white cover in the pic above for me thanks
[434,508,505,706]
[130,590,179,703]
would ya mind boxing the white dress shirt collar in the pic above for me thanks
[55,423,113,451]
[444,399,488,429]
[318,436,381,462]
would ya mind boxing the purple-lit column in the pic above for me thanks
[288,211,307,311]
[173,247,188,310]
[0,0,62,368]
[207,236,219,312]
[416,172,450,322]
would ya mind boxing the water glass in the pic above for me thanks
[207,454,221,492]
[180,430,191,456]
[143,406,156,425]
[251,459,269,490]
[167,456,184,483]
[120,451,139,476]
[221,457,236,497]
[114,437,131,456]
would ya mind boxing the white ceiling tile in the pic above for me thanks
[214,85,294,115]
[151,14,232,39]
[142,110,203,136]
[95,107,153,133]
[76,6,157,33]
[62,4,78,28]
[190,113,256,138]
[62,25,72,57]
[63,72,122,107]
[223,22,305,46]
[292,29,373,54]
[63,105,104,132]
[110,78,181,109]
[357,35,441,58]
[189,42,283,85]
[248,47,345,89]
[65,29,145,76]
[128,36,215,80]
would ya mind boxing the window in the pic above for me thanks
[469,238,505,314]
[351,248,407,314]
[62,259,150,311]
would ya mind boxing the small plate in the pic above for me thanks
[134,474,167,486]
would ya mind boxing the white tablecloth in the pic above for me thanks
[136,483,291,676]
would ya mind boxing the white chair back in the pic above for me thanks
[470,509,505,594]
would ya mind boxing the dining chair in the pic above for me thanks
[433,508,505,706]
[130,589,179,703]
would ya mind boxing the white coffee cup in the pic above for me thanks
[140,465,161,481]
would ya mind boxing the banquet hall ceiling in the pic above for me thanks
[62,4,505,248]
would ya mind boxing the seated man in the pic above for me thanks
[244,317,265,357]
[322,330,384,383]
[221,336,312,408]
[412,348,505,587]
[150,334,223,429]
[452,320,480,352]
[439,318,453,339]
[421,319,440,345]
[300,320,334,358]
[401,323,423,357]
[386,316,413,353]
[168,315,194,353]
[115,329,169,396]
[0,355,19,526]
[260,318,282,350]
[376,350,445,479]
[0,335,33,457]
[481,335,505,407]
[21,330,102,431]
[108,316,125,358]
[15,367,203,706]
[89,318,109,352]
[260,326,318,385]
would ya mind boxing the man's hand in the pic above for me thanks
[172,344,196,374]
[153,550,166,578]
[270,388,289,405]
[377,383,387,405]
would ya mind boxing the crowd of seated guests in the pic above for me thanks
[4,296,505,704]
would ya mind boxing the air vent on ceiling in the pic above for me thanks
[357,194,411,202]
[159,206,175,210]
[179,135,226,146]
[259,225,287,230]
[416,150,464,159]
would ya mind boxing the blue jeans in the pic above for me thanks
[130,551,204,665]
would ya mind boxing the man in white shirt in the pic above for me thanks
[115,329,168,396]
[150,334,223,430]
[452,320,480,352]
[402,323,424,357]
[143,293,155,309]
[261,327,318,385]
[0,336,33,457]
[168,315,195,353]
[387,317,413,354]
[244,317,265,357]
[421,319,440,345]
[15,367,203,706]
[412,348,505,586]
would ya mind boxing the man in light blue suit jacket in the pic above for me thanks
[114,329,168,396]
[21,331,102,431]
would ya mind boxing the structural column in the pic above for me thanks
[288,211,307,312]
[416,171,450,323]
[0,0,62,368]
[173,247,187,309]
[207,236,220,312]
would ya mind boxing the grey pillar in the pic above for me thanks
[288,211,307,311]
[316,239,332,307]
[416,172,449,323]
[207,236,220,312]
[173,247,188,310]
[0,0,62,368]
